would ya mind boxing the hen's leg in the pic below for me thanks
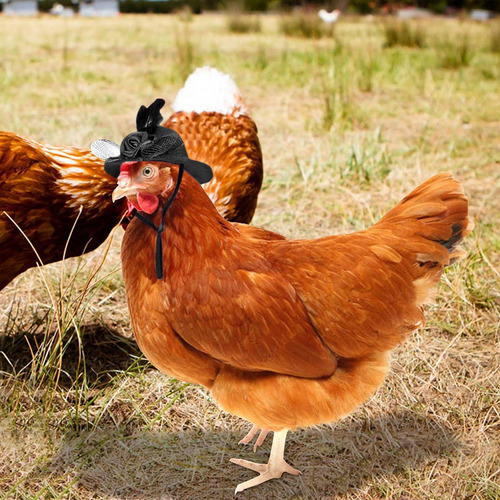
[239,424,270,452]
[231,429,301,493]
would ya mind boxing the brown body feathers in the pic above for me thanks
[0,132,125,290]
[165,111,263,224]
[121,167,471,432]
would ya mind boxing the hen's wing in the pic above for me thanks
[164,67,263,223]
[267,173,472,359]
[166,242,337,379]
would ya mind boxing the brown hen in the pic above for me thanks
[0,67,262,290]
[165,66,263,223]
[114,161,472,493]
[0,132,125,290]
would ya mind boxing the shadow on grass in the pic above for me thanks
[0,328,460,497]
[43,411,458,499]
[0,324,145,388]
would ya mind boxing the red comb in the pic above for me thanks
[120,161,139,176]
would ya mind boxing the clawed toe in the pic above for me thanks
[281,462,301,476]
[229,458,267,473]
[234,471,275,494]
[238,425,269,451]
[238,425,258,445]
[252,428,269,452]
[232,429,299,493]
[231,458,301,493]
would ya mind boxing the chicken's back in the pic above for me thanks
[268,173,472,359]
[164,67,263,223]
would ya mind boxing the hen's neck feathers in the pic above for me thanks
[123,170,239,282]
[133,169,237,251]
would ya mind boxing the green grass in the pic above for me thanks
[382,18,427,48]
[280,12,335,39]
[227,13,261,33]
[436,34,475,69]
[0,13,499,500]
[490,21,500,53]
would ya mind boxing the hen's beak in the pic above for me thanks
[112,179,137,203]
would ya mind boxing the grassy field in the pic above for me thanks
[0,12,499,500]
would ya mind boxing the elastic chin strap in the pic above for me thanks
[133,163,185,279]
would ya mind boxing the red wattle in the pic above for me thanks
[137,192,159,214]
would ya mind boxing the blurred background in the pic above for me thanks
[0,0,498,17]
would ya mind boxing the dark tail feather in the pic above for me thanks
[372,172,473,308]
[376,172,473,269]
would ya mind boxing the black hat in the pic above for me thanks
[91,98,213,185]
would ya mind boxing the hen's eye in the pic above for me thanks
[142,166,154,178]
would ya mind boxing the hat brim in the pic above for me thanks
[179,158,213,185]
[104,157,126,179]
[104,157,213,185]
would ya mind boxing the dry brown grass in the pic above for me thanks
[0,13,499,500]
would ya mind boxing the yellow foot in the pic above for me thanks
[230,457,301,493]
[238,425,270,452]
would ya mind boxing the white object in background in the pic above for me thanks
[318,9,341,24]
[3,0,38,16]
[49,3,75,16]
[80,0,119,17]
[470,9,493,21]
[397,8,432,19]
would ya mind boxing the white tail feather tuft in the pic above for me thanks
[172,66,248,115]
